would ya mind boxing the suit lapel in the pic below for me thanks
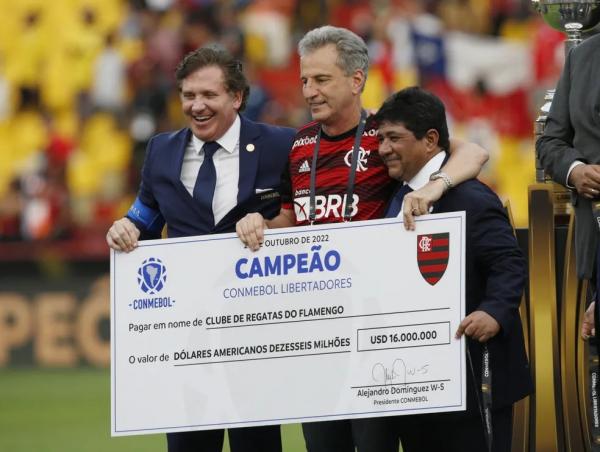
[237,115,260,204]
[169,128,194,200]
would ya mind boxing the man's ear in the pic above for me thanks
[425,129,440,152]
[351,69,366,95]
[232,90,243,110]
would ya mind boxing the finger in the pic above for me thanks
[248,217,265,251]
[583,191,595,199]
[416,198,429,216]
[107,225,124,248]
[253,216,265,245]
[475,324,493,342]
[235,222,248,246]
[112,232,132,253]
[402,195,420,230]
[582,327,590,340]
[106,233,124,252]
[112,223,132,251]
[464,322,478,338]
[242,219,263,252]
[248,231,262,251]
[122,225,139,251]
[587,166,600,185]
[584,186,600,199]
[403,205,416,231]
[455,318,471,339]
[240,223,258,250]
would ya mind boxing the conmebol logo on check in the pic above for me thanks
[137,257,167,294]
[417,233,449,286]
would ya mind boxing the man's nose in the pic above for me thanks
[378,139,390,156]
[190,98,206,112]
[303,81,317,98]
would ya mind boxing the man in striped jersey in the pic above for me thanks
[236,26,490,452]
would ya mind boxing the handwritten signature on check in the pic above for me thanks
[371,359,430,385]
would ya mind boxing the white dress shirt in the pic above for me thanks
[394,151,447,217]
[566,160,583,188]
[180,115,241,224]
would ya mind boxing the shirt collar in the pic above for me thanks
[191,115,241,155]
[406,151,447,191]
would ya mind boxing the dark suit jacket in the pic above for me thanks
[536,34,600,279]
[127,115,295,239]
[388,178,533,412]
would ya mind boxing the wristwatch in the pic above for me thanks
[429,170,453,191]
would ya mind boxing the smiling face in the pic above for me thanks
[378,121,438,182]
[300,44,364,134]
[180,65,242,142]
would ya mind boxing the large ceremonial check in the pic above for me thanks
[111,212,466,436]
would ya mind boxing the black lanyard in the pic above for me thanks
[591,201,600,449]
[468,342,493,452]
[309,110,367,224]
[587,337,600,449]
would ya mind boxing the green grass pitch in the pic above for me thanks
[0,369,306,452]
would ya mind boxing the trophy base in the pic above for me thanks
[549,181,572,224]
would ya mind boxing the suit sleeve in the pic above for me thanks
[125,137,165,240]
[469,189,526,337]
[536,47,586,185]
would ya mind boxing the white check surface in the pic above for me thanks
[111,213,466,436]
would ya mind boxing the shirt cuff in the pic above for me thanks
[566,161,585,188]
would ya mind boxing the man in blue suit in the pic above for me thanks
[106,47,294,452]
[376,87,532,452]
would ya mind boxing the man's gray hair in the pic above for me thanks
[298,26,369,78]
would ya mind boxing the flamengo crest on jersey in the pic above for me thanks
[344,147,370,172]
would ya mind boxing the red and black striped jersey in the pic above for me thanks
[280,115,397,225]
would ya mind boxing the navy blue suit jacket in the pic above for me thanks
[128,115,294,239]
[387,177,533,411]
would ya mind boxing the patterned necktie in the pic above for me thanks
[385,183,413,218]
[193,141,220,227]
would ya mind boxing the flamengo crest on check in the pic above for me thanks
[417,233,449,286]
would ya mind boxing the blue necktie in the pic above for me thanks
[385,183,413,218]
[193,141,220,227]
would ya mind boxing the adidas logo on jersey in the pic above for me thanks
[298,160,311,173]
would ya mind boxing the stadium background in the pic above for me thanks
[0,0,564,450]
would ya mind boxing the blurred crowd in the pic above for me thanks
[0,0,566,251]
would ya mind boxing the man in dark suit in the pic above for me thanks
[536,34,600,339]
[106,47,294,452]
[376,87,532,452]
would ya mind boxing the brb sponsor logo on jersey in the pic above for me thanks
[293,194,359,222]
[131,257,175,310]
